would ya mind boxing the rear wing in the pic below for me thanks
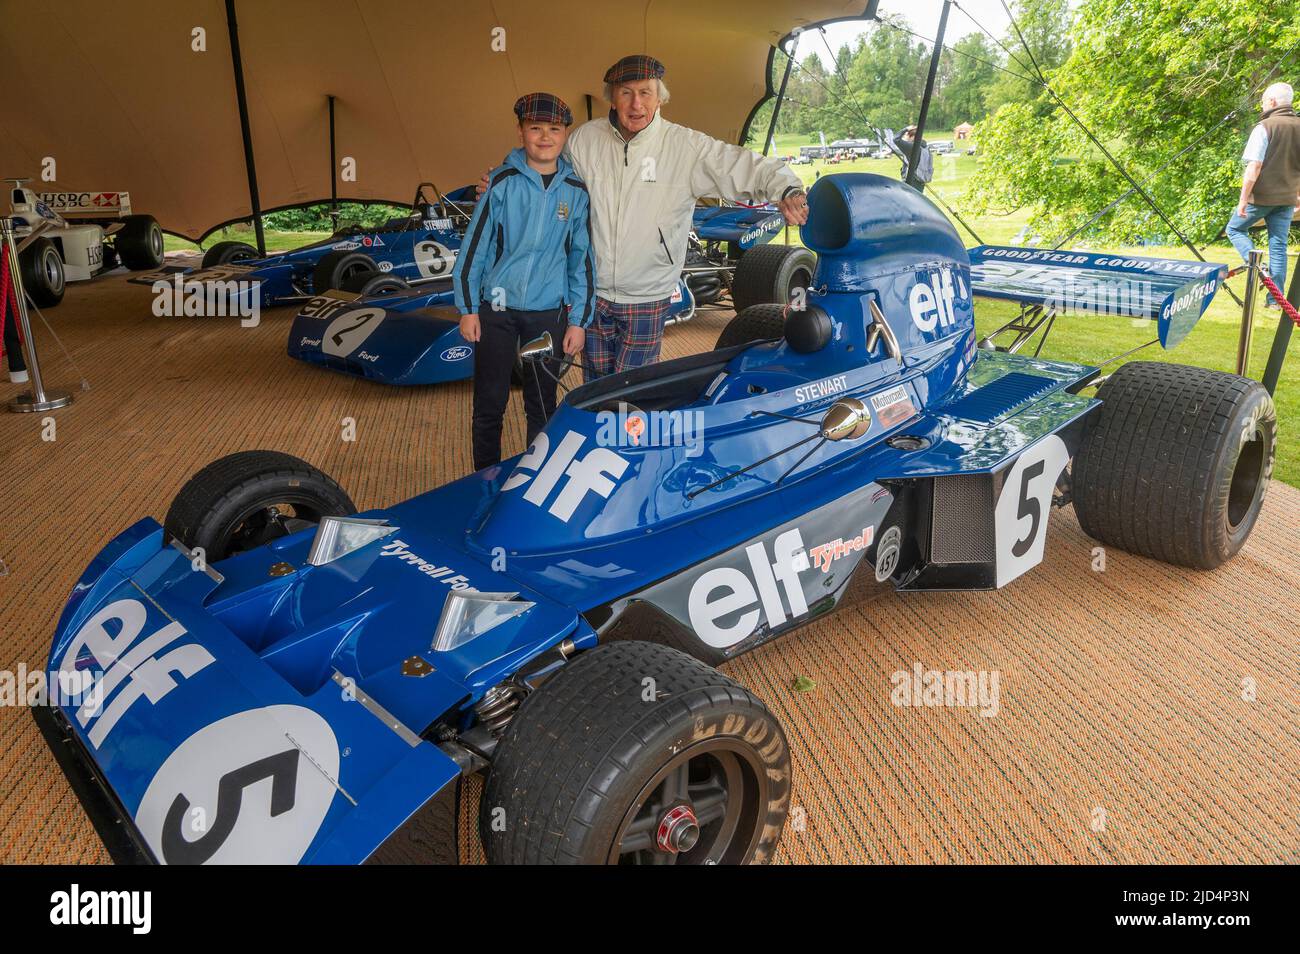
[36,191,132,218]
[968,245,1229,348]
[691,205,784,250]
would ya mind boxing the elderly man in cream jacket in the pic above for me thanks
[486,54,809,379]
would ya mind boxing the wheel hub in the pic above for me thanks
[656,804,700,854]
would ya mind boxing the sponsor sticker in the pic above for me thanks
[501,430,628,522]
[441,345,472,362]
[870,385,915,428]
[809,526,874,573]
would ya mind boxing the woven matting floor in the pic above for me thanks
[1,262,1297,864]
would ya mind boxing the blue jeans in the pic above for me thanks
[1226,203,1294,304]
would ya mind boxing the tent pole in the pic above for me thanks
[763,35,797,156]
[908,0,951,188]
[224,0,265,256]
[328,95,339,232]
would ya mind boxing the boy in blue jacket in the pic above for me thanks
[453,93,594,471]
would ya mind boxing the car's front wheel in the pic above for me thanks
[480,641,791,865]
[18,236,65,307]
[163,450,356,562]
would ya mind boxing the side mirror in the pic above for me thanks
[519,331,555,363]
[820,397,871,442]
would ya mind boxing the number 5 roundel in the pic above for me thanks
[135,705,340,864]
[994,435,1070,588]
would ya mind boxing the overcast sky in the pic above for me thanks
[792,0,1016,59]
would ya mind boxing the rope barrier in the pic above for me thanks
[1255,270,1300,327]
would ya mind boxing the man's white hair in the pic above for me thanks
[604,79,670,105]
[1263,82,1294,107]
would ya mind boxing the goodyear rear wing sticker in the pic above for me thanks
[968,245,1229,348]
[691,205,784,250]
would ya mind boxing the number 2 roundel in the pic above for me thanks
[994,434,1069,588]
[135,705,340,864]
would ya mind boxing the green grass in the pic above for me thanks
[163,225,332,255]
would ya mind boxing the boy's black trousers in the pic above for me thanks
[472,302,567,471]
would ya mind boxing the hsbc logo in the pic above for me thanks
[908,266,968,333]
[687,529,811,648]
[501,430,628,522]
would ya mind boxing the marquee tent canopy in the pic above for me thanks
[0,0,876,240]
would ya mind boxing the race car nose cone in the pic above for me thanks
[656,804,700,854]
[821,397,871,441]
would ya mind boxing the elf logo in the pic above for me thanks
[688,529,810,648]
[57,598,215,749]
[908,266,969,333]
[501,430,629,522]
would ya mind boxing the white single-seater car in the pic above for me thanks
[6,179,165,307]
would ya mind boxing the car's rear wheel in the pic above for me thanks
[1072,361,1275,569]
[313,250,377,294]
[340,271,409,298]
[201,240,259,268]
[714,302,786,351]
[18,237,65,307]
[730,243,815,313]
[480,641,790,865]
[115,214,165,269]
[163,450,356,562]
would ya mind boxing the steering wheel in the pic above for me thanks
[410,182,449,229]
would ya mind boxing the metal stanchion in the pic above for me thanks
[1236,249,1262,376]
[2,217,72,413]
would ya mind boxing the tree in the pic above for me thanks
[938,34,1001,127]
[967,0,1300,245]
[984,0,1072,118]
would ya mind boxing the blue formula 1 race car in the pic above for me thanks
[34,174,1275,865]
[129,184,474,313]
[285,203,815,386]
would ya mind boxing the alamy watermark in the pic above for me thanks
[890,662,1000,718]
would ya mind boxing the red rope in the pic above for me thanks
[1256,270,1300,327]
[0,243,12,361]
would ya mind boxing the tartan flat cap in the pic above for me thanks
[514,92,573,126]
[604,54,665,85]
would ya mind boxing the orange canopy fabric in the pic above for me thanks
[0,0,873,239]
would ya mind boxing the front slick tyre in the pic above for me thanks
[480,641,790,865]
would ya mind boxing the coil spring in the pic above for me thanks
[474,683,524,735]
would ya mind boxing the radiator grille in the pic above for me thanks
[931,476,996,564]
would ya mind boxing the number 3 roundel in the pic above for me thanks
[135,705,340,865]
[994,434,1070,588]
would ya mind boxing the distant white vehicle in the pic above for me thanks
[930,140,955,155]
[790,155,813,165]
[6,179,165,306]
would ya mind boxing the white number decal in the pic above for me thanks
[994,435,1069,587]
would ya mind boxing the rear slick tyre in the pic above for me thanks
[1071,361,1275,569]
